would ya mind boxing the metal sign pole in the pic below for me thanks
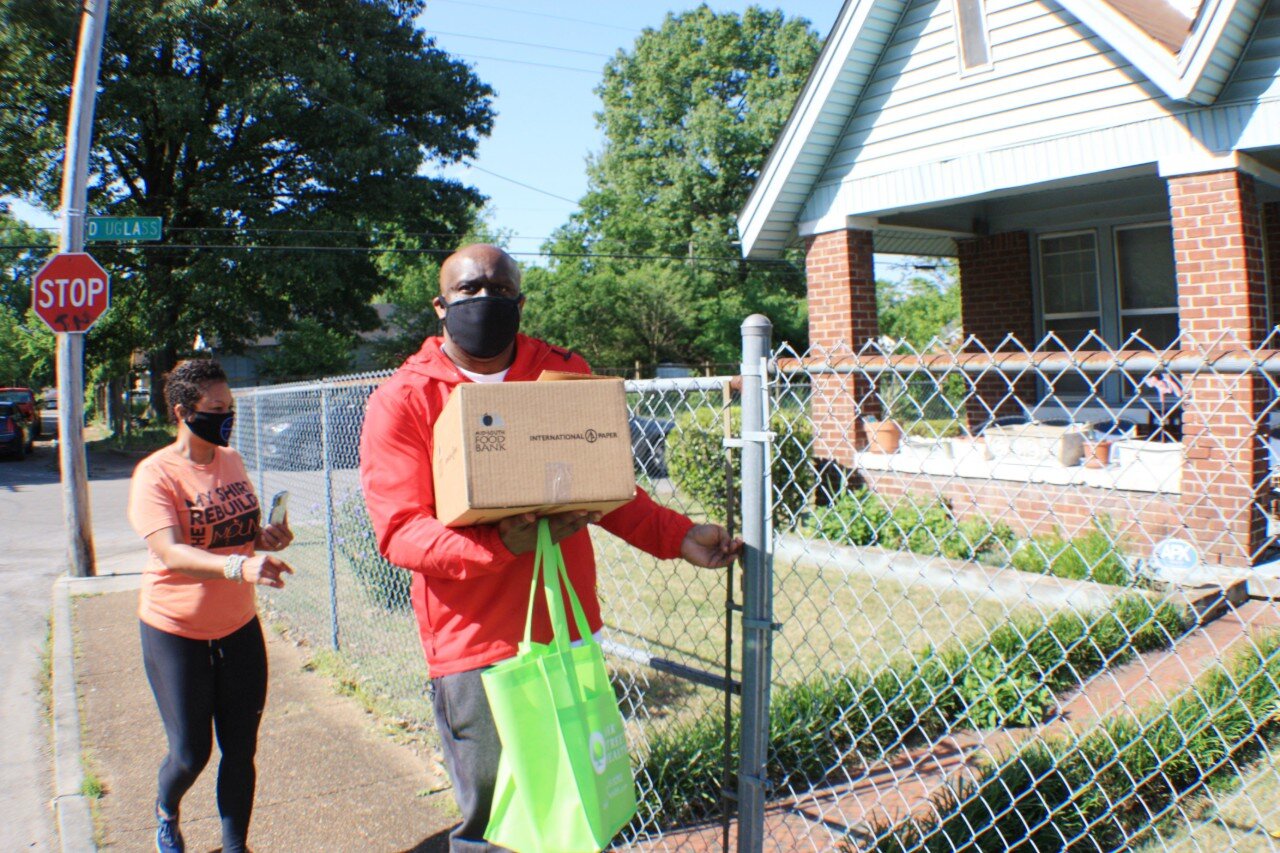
[56,0,111,577]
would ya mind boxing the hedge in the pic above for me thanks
[870,629,1280,852]
[667,405,816,529]
[636,595,1188,830]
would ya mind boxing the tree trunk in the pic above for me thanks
[106,376,125,435]
[149,343,177,424]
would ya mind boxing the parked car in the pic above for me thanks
[0,387,40,439]
[38,394,62,439]
[0,401,34,458]
[629,415,675,477]
[260,401,367,470]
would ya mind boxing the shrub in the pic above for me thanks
[637,596,1189,830]
[1014,521,1131,586]
[809,492,1016,563]
[870,630,1280,852]
[667,406,815,529]
[811,491,1129,585]
[333,492,411,611]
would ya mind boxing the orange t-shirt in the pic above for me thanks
[128,445,260,640]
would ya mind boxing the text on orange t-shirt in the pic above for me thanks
[128,445,260,640]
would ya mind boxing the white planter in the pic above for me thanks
[1113,439,1183,488]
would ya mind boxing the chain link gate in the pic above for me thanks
[232,319,1280,851]
[756,324,1280,852]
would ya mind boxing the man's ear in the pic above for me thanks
[433,296,448,320]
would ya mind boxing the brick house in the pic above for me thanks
[738,0,1280,570]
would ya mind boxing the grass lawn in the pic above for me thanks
[268,510,1042,754]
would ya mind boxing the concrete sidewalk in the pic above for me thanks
[56,571,458,852]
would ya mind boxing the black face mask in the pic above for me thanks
[186,410,235,447]
[441,295,522,359]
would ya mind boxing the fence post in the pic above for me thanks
[737,314,773,852]
[320,382,340,651]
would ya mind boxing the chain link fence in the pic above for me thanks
[233,321,1280,851]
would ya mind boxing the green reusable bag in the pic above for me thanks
[482,520,637,853]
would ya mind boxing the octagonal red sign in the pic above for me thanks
[32,252,111,333]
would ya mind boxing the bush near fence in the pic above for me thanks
[667,405,816,529]
[638,596,1188,829]
[807,490,1132,585]
[871,630,1280,852]
[333,490,411,612]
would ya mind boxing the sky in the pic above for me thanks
[416,0,841,261]
[11,1,841,262]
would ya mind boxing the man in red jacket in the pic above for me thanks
[359,244,740,850]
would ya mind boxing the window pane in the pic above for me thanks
[1043,316,1101,349]
[1121,312,1179,350]
[1117,225,1176,310]
[1040,233,1099,315]
[1043,317,1100,396]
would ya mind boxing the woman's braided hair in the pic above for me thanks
[164,359,228,416]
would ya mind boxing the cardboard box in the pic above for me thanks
[984,423,1088,467]
[432,376,636,527]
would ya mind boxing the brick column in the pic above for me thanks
[1168,170,1269,568]
[805,228,878,468]
[956,232,1036,432]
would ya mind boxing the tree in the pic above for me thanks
[256,318,355,381]
[523,5,818,369]
[0,208,55,387]
[877,260,961,351]
[0,0,494,417]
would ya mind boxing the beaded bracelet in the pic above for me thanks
[223,553,247,583]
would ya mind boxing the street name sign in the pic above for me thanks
[86,216,162,242]
[32,252,111,333]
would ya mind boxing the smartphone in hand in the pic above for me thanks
[268,490,289,526]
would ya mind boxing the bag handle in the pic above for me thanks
[521,519,594,651]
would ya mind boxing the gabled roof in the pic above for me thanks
[738,0,1269,258]
[1060,0,1265,103]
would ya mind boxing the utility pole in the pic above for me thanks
[56,0,111,577]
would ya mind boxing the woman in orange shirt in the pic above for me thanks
[128,359,293,853]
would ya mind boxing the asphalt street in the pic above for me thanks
[0,435,142,851]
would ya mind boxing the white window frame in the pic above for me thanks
[1032,222,1181,404]
[1038,229,1103,346]
[1113,222,1179,350]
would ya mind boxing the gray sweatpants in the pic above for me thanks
[431,668,508,853]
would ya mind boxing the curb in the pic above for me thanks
[51,573,142,853]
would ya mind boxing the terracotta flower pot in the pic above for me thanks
[1082,440,1112,468]
[867,420,901,454]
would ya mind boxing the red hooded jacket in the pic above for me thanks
[359,334,694,677]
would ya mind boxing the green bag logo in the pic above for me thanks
[589,731,607,775]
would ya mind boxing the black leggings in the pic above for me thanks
[140,617,267,853]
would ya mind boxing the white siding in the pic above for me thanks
[1216,0,1280,103]
[799,0,1280,223]
[820,0,1175,183]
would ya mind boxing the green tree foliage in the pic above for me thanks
[0,209,55,386]
[522,6,818,369]
[0,0,493,414]
[256,318,356,381]
[876,261,961,351]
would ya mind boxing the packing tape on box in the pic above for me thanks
[545,462,573,502]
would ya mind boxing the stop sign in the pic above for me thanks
[32,252,111,333]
